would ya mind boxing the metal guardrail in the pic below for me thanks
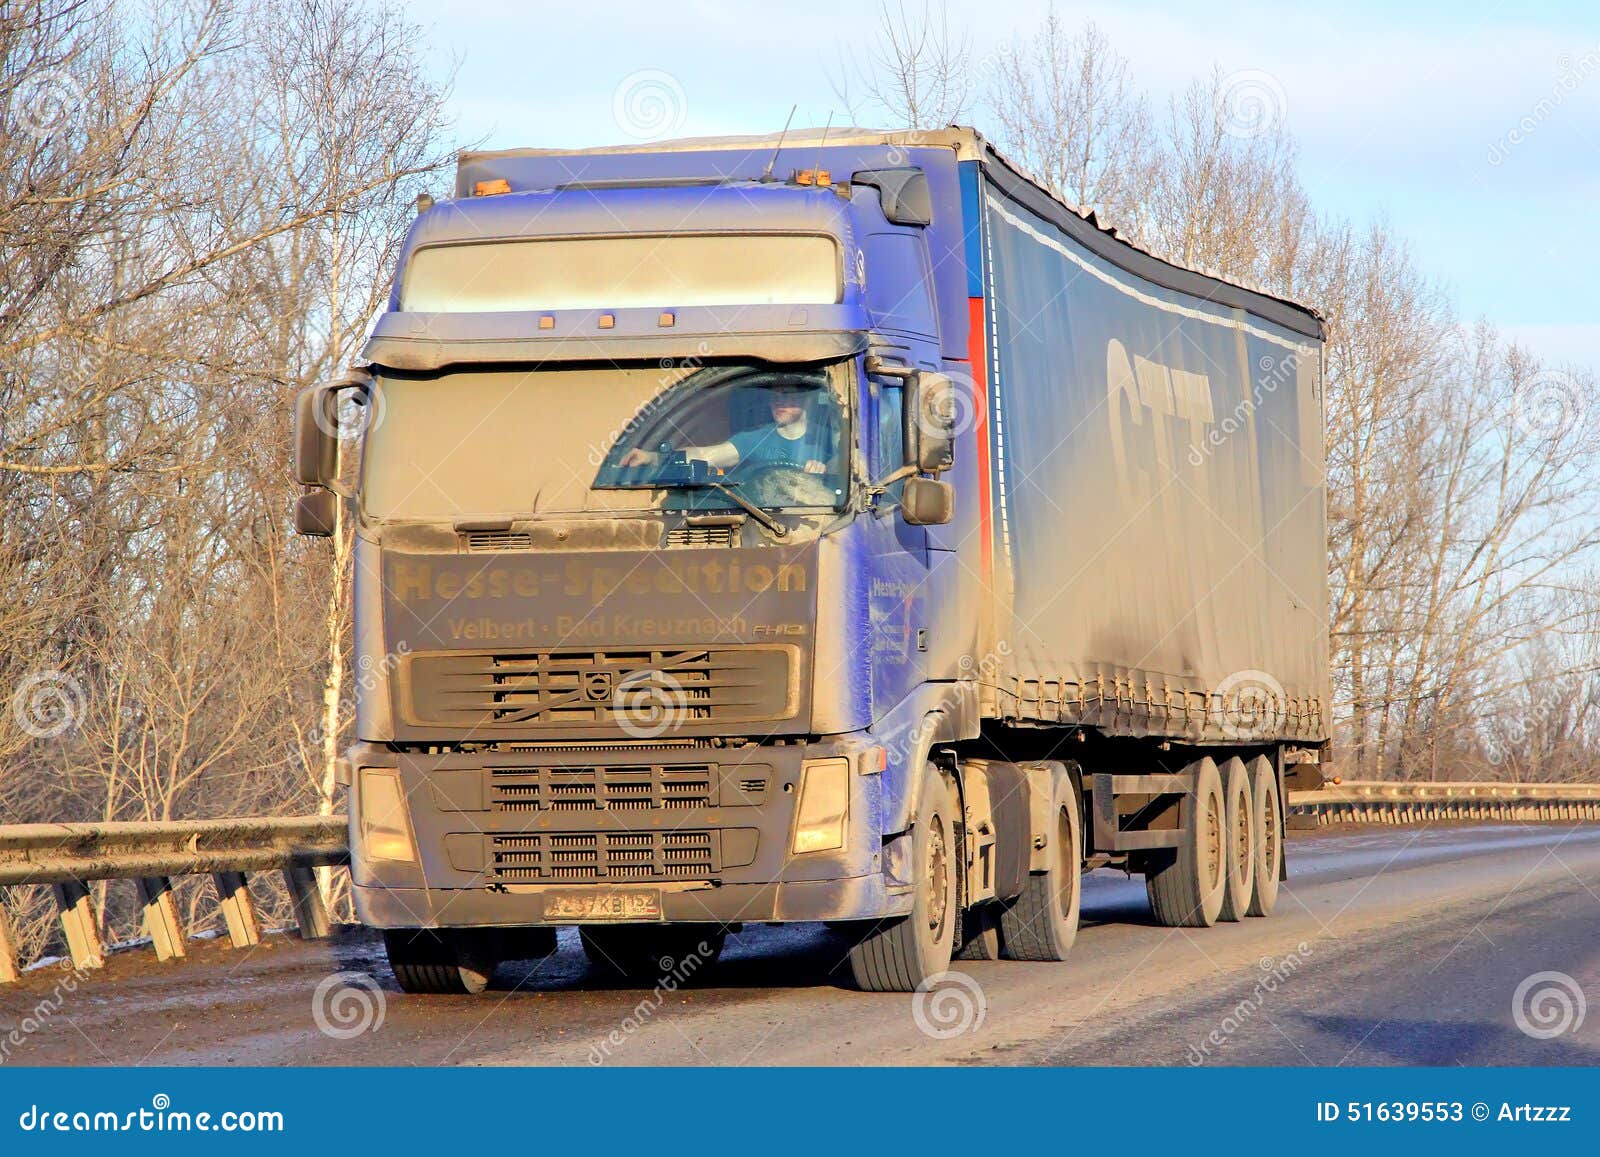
[2,782,1596,982]
[1287,780,1600,828]
[0,816,347,983]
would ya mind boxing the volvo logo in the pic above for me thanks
[582,670,614,702]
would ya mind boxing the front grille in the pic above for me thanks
[463,529,532,551]
[490,764,714,812]
[405,646,793,731]
[490,830,718,881]
[665,524,737,548]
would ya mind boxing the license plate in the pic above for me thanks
[543,889,662,922]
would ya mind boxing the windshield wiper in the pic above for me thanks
[673,478,788,538]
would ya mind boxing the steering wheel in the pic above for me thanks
[738,462,838,508]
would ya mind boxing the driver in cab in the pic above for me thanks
[619,385,829,475]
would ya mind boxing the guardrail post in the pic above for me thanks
[283,865,330,940]
[135,876,186,962]
[211,871,261,948]
[0,904,20,984]
[51,880,103,970]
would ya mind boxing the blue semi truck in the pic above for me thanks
[293,127,1331,993]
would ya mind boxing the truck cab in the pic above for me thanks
[295,145,984,992]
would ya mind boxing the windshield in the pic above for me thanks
[361,361,850,522]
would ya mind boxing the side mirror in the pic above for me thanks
[294,384,339,488]
[294,488,339,537]
[913,372,955,474]
[294,368,373,493]
[901,477,953,526]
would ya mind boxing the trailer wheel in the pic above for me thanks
[998,765,1082,961]
[1145,756,1226,927]
[848,763,958,991]
[579,925,726,980]
[1245,755,1282,917]
[1217,757,1256,922]
[384,929,498,995]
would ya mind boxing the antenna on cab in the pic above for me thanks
[760,105,798,182]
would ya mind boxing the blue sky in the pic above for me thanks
[398,0,1599,376]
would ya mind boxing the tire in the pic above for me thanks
[384,929,498,995]
[848,763,958,991]
[579,924,726,980]
[1144,756,1227,928]
[1246,755,1282,917]
[1217,756,1256,922]
[999,764,1082,961]
[954,903,1001,961]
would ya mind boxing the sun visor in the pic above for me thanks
[361,304,869,371]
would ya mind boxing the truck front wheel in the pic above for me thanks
[848,762,958,992]
[384,928,499,995]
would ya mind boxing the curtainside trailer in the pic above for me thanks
[292,126,1330,993]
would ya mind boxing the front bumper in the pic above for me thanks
[346,739,909,929]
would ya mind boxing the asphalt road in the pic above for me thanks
[3,823,1598,1067]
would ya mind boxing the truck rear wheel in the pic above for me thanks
[1145,756,1226,928]
[998,764,1082,961]
[384,929,499,995]
[954,904,1002,960]
[1245,755,1282,917]
[848,763,957,992]
[579,924,726,980]
[1217,757,1256,922]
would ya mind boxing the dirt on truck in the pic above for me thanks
[291,126,1330,994]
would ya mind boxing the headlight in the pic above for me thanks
[359,769,417,863]
[791,757,850,854]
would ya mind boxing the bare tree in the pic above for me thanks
[831,0,972,129]
[987,16,1154,225]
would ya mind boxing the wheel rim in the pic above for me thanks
[926,811,950,939]
[1202,793,1224,890]
[1233,787,1251,877]
[1261,792,1279,874]
[1055,806,1074,915]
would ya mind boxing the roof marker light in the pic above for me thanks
[473,178,511,196]
[598,313,615,329]
[658,312,675,327]
[538,315,555,330]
